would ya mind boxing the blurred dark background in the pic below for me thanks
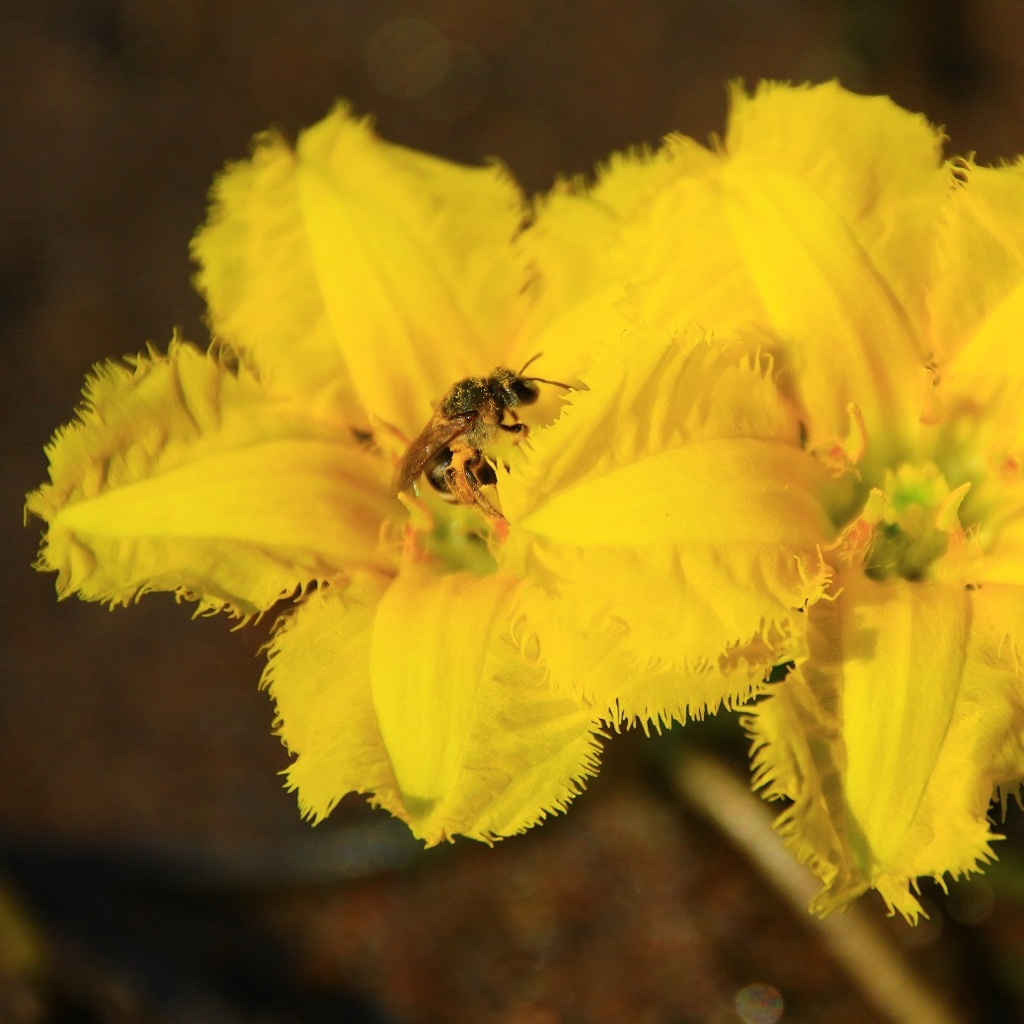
[3,2,1024,1021]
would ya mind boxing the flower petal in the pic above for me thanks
[508,439,828,548]
[268,570,603,843]
[195,103,529,434]
[935,160,1024,401]
[724,80,948,326]
[720,164,922,455]
[294,105,528,434]
[967,584,1024,792]
[510,539,816,729]
[747,572,1024,920]
[192,126,360,417]
[515,145,673,382]
[978,499,1024,588]
[26,340,395,616]
[500,331,831,721]
[619,81,945,454]
[617,135,744,334]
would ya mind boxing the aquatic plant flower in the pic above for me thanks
[570,80,1024,921]
[27,83,1024,920]
[26,104,662,845]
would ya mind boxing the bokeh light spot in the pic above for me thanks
[735,982,784,1024]
[417,45,489,121]
[945,877,995,926]
[366,18,450,100]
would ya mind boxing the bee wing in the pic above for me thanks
[393,413,477,494]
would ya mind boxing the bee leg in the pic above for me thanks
[467,459,498,487]
[444,447,502,518]
[498,420,530,445]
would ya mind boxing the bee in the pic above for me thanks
[393,355,571,518]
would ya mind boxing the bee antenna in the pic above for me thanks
[517,352,543,375]
[526,375,573,390]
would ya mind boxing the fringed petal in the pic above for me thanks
[617,135,749,337]
[194,102,529,435]
[510,538,818,729]
[267,570,603,843]
[515,144,674,385]
[618,81,946,455]
[935,159,1024,404]
[192,125,361,418]
[746,572,1024,921]
[294,105,528,435]
[720,164,922,460]
[500,329,831,723]
[724,80,948,327]
[26,339,395,617]
[978,496,1024,588]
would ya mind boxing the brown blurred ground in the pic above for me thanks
[3,1,1024,1021]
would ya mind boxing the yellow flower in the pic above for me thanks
[27,83,1024,922]
[519,79,1024,922]
[25,103,664,844]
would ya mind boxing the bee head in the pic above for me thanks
[488,368,540,410]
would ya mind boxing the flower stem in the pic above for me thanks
[670,750,963,1024]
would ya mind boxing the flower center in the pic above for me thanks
[411,498,499,575]
[861,462,968,581]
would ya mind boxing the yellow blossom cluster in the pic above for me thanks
[28,82,1024,920]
